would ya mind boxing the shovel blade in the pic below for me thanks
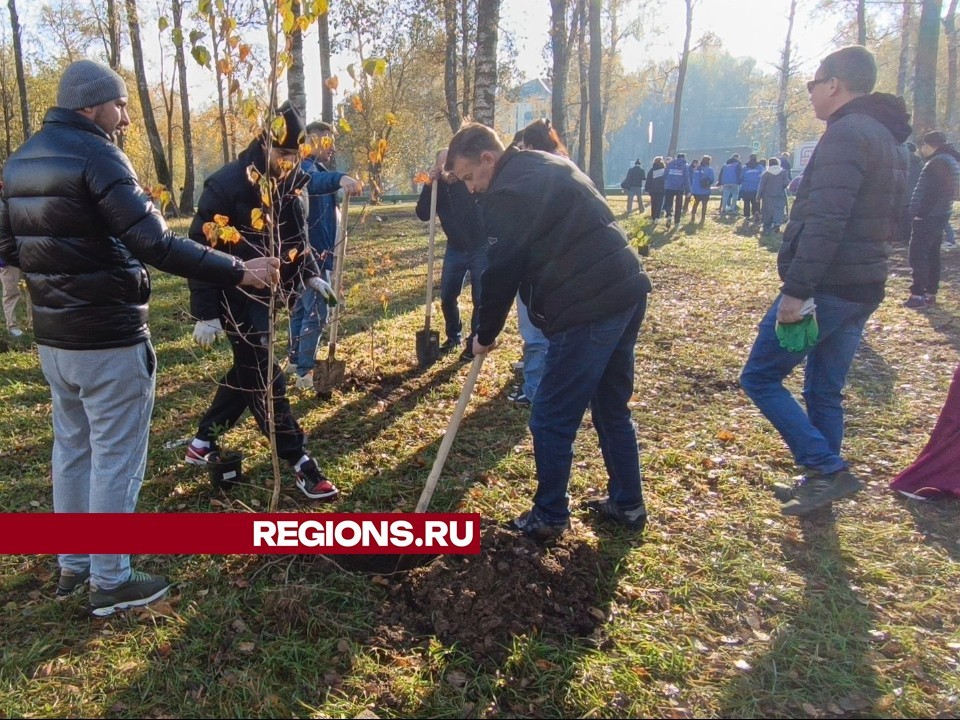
[314,357,346,393]
[415,328,441,368]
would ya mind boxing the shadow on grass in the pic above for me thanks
[719,514,880,717]
[847,340,898,405]
[895,494,960,563]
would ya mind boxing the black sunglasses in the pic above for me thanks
[806,77,833,93]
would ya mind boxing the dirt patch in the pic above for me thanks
[375,521,615,663]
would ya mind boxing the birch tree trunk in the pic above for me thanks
[172,0,195,213]
[549,0,569,141]
[443,0,460,132]
[913,0,944,137]
[667,0,694,157]
[777,0,797,153]
[897,0,913,97]
[318,10,333,123]
[288,0,306,118]
[587,0,604,191]
[575,0,588,169]
[8,0,30,140]
[473,0,499,126]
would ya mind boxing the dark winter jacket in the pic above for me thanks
[0,107,244,350]
[719,159,742,185]
[621,165,646,190]
[757,165,790,201]
[415,178,485,253]
[645,163,666,195]
[188,138,319,321]
[739,161,764,194]
[907,152,923,197]
[475,148,652,344]
[777,93,912,303]
[663,157,690,193]
[910,144,960,219]
[302,156,345,272]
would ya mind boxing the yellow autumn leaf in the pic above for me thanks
[246,164,261,184]
[325,75,339,91]
[319,135,334,150]
[414,171,430,184]
[217,57,232,75]
[378,138,388,157]
[202,222,218,244]
[260,178,272,207]
[288,248,298,262]
[219,225,242,244]
[299,142,313,159]
[385,112,397,127]
[238,44,251,62]
[338,117,352,133]
[159,190,172,213]
[250,208,264,231]
[351,95,364,113]
[368,150,380,164]
[271,115,287,146]
[214,214,230,227]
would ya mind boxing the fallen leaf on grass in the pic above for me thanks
[734,659,752,671]
[237,641,256,653]
[445,670,467,687]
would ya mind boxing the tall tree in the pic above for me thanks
[460,0,472,121]
[913,0,943,137]
[172,0,195,213]
[668,0,695,156]
[777,0,797,153]
[473,0,498,125]
[587,0,603,190]
[288,0,306,117]
[944,0,959,131]
[549,0,570,141]
[575,0,588,169]
[0,24,13,157]
[897,0,913,97]
[856,0,866,44]
[317,9,333,123]
[125,0,172,187]
[443,0,460,132]
[8,0,30,140]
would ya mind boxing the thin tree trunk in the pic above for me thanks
[856,0,866,44]
[8,0,30,140]
[172,0,195,213]
[944,0,959,130]
[897,0,913,97]
[208,10,230,163]
[317,9,333,123]
[668,0,694,157]
[914,0,944,137]
[288,1,306,118]
[473,0,498,125]
[777,0,797,153]
[575,0,588,169]
[0,26,12,157]
[549,0,569,141]
[125,0,171,186]
[444,0,460,132]
[587,0,603,191]
[106,0,121,69]
[460,0,472,121]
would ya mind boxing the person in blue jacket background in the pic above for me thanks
[739,154,764,222]
[663,153,690,228]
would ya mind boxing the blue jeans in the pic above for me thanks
[740,293,879,474]
[516,296,548,400]
[528,300,647,523]
[289,272,330,376]
[721,184,739,214]
[39,342,157,590]
[440,245,488,343]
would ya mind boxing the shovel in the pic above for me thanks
[415,180,441,368]
[314,194,350,394]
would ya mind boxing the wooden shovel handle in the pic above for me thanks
[415,353,485,513]
[328,193,350,351]
[423,180,438,332]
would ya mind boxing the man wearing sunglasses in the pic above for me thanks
[740,45,912,516]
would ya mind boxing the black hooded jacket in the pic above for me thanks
[778,93,912,303]
[0,107,245,350]
[910,144,960,219]
[475,148,652,344]
[188,138,319,321]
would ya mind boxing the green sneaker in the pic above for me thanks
[56,568,90,597]
[88,570,171,617]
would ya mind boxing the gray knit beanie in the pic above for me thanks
[57,60,127,110]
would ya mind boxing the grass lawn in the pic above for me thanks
[1,198,959,718]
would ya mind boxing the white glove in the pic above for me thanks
[192,319,224,349]
[307,276,338,307]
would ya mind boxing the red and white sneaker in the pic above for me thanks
[295,458,340,501]
[185,442,215,466]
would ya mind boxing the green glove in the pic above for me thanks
[776,314,818,352]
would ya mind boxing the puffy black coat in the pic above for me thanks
[910,144,960,219]
[475,148,652,344]
[188,138,318,322]
[778,93,912,303]
[415,178,485,253]
[0,107,244,350]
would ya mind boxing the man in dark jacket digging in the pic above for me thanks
[0,60,279,616]
[903,131,960,309]
[184,101,340,503]
[445,123,653,543]
[740,45,912,516]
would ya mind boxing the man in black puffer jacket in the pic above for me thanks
[445,123,653,543]
[184,102,341,504]
[0,60,279,616]
[740,46,912,517]
[904,131,960,308]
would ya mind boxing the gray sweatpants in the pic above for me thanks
[38,341,156,590]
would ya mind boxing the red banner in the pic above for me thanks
[0,513,481,555]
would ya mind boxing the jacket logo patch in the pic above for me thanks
[487,236,499,246]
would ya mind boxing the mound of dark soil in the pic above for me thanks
[376,522,616,662]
